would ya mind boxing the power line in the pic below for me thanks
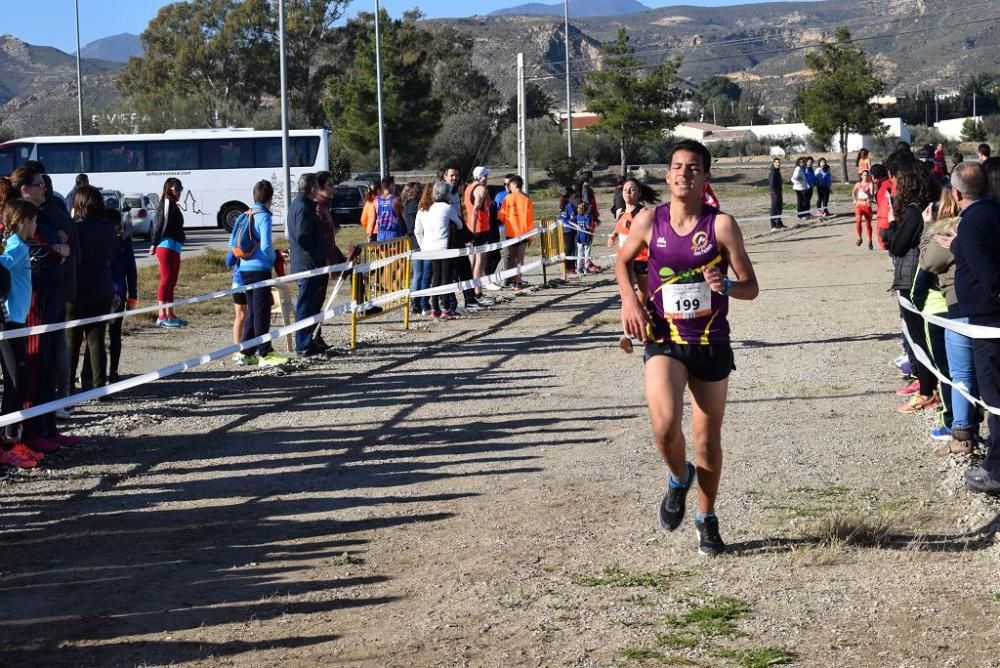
[530,0,1000,73]
[526,14,1000,83]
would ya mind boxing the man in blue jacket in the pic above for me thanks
[949,162,1000,493]
[286,173,328,356]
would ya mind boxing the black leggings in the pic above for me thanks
[900,297,937,398]
[109,297,125,377]
[240,270,273,356]
[795,190,809,218]
[927,320,952,426]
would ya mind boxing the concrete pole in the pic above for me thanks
[517,53,528,194]
[278,0,292,224]
[75,0,84,135]
[564,0,573,159]
[374,0,388,179]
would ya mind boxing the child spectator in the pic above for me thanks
[574,202,595,275]
[107,208,137,382]
[0,199,40,469]
[559,187,577,274]
[815,158,832,217]
[226,250,247,362]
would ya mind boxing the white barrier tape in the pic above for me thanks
[897,296,1000,340]
[0,255,556,429]
[411,227,539,261]
[410,260,545,298]
[0,259,352,341]
[898,316,1000,418]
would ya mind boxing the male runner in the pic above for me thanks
[616,139,759,556]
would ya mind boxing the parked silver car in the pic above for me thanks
[100,189,132,239]
[124,193,159,240]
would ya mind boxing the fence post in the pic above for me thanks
[403,238,411,331]
[350,262,361,349]
[558,222,566,280]
[539,222,548,285]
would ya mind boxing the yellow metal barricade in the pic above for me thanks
[538,220,567,282]
[350,237,411,349]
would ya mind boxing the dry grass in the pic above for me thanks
[801,510,899,548]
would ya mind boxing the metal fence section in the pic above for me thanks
[538,220,566,282]
[350,237,412,348]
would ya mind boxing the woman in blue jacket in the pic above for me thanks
[815,158,833,218]
[230,180,286,367]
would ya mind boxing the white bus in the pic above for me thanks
[0,128,329,230]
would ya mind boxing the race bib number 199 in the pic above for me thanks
[662,281,712,320]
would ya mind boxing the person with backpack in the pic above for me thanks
[375,176,404,241]
[230,180,287,367]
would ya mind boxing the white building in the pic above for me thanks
[934,116,982,141]
[673,122,753,143]
[729,117,911,152]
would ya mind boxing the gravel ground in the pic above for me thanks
[2,216,999,668]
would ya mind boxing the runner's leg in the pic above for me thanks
[688,374,729,514]
[644,355,690,479]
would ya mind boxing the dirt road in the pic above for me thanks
[2,218,999,668]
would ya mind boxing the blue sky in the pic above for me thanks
[6,0,815,54]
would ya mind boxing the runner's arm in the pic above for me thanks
[616,208,652,340]
[706,213,758,300]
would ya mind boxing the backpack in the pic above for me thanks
[230,209,259,259]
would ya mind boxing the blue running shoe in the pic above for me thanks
[659,462,695,531]
[929,427,952,441]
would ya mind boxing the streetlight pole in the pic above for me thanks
[278,0,292,226]
[563,0,572,159]
[74,0,84,135]
[374,0,388,179]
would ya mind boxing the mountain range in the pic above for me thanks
[490,0,651,18]
[2,0,999,136]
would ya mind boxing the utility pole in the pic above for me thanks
[517,53,528,194]
[935,94,939,124]
[563,0,573,159]
[278,0,292,227]
[374,0,388,179]
[74,0,84,135]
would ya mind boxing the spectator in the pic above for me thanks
[65,173,89,215]
[888,156,941,414]
[316,171,347,266]
[441,166,481,312]
[977,143,991,162]
[574,202,595,275]
[791,157,809,220]
[871,163,893,250]
[498,175,534,290]
[768,157,784,231]
[107,208,137,383]
[610,179,626,221]
[149,177,187,328]
[11,166,76,455]
[922,185,978,455]
[933,143,948,180]
[949,161,1000,494]
[465,167,491,302]
[226,248,247,358]
[41,173,77,414]
[951,152,964,173]
[233,180,286,367]
[0,197,39,470]
[375,176,404,241]
[815,158,832,218]
[361,183,378,241]
[287,173,328,356]
[403,182,431,316]
[415,180,461,318]
[559,186,577,273]
[67,186,116,391]
[803,156,817,216]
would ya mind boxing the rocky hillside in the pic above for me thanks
[490,0,650,18]
[434,0,1000,116]
[80,33,143,64]
[0,35,123,135]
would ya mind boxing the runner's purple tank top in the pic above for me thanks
[645,203,730,345]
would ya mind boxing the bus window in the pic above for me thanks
[201,139,254,169]
[93,142,147,172]
[0,142,32,175]
[148,141,199,171]
[254,137,321,169]
[37,143,92,173]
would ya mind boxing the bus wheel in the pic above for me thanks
[219,202,247,232]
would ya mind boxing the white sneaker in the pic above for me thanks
[56,408,74,419]
[484,282,503,291]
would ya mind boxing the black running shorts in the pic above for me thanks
[473,232,491,247]
[643,341,735,382]
[233,291,247,306]
[633,260,649,276]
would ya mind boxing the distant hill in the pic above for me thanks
[81,33,143,63]
[490,0,650,18]
[436,0,1000,117]
[0,35,123,134]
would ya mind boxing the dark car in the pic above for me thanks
[330,185,367,226]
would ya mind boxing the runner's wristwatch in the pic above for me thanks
[719,276,733,296]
